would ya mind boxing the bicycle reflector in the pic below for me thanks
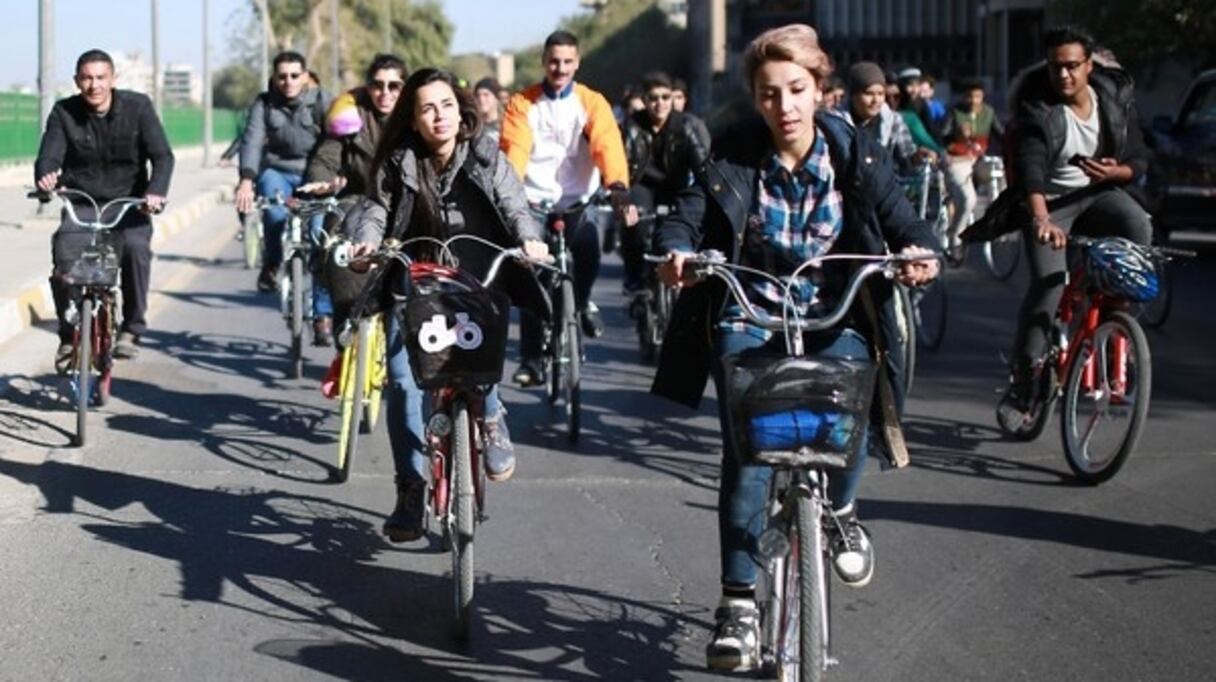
[1084,237,1159,302]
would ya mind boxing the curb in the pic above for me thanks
[0,183,232,348]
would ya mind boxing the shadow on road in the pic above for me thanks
[140,329,329,387]
[902,415,1076,486]
[0,457,699,680]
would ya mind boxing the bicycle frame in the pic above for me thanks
[1054,267,1127,398]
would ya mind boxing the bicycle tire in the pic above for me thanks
[75,297,93,448]
[361,316,386,433]
[451,400,475,640]
[335,340,359,482]
[983,231,1021,281]
[797,496,828,682]
[895,284,917,397]
[546,284,563,406]
[562,280,581,443]
[95,299,113,407]
[341,321,372,482]
[1061,311,1151,484]
[1137,261,1173,329]
[290,256,305,379]
[913,278,949,351]
[242,213,260,270]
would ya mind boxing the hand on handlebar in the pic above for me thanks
[523,238,551,263]
[657,251,697,289]
[347,242,378,273]
[896,245,940,286]
[36,170,61,193]
[234,179,255,214]
[297,177,346,196]
[143,194,167,214]
[608,185,639,228]
[1034,217,1067,250]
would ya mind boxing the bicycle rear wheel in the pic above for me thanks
[561,280,581,443]
[242,213,261,270]
[1061,311,1151,484]
[796,496,828,682]
[913,277,948,351]
[983,231,1021,281]
[289,256,305,379]
[74,297,93,448]
[335,340,359,482]
[451,400,475,639]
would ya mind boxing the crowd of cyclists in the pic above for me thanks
[33,19,1157,674]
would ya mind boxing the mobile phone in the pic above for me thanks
[1068,154,1091,166]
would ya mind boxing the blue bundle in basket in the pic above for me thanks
[748,410,857,452]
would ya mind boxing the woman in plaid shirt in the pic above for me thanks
[650,24,940,671]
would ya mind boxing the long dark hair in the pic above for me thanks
[369,67,482,256]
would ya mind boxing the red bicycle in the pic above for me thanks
[997,236,1188,483]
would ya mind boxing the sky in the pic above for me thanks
[1,0,584,91]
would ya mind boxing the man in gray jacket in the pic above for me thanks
[233,51,332,292]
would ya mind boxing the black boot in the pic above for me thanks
[383,476,427,543]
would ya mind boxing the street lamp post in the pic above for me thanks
[331,0,341,89]
[38,0,54,130]
[203,0,212,167]
[151,0,162,116]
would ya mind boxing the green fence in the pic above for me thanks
[0,92,243,162]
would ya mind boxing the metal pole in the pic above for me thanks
[331,0,341,89]
[383,0,391,53]
[257,0,269,90]
[38,0,54,130]
[202,0,213,167]
[151,0,162,115]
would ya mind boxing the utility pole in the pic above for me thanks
[202,0,213,167]
[38,0,54,130]
[257,0,269,89]
[383,0,392,53]
[331,0,341,89]
[151,0,162,115]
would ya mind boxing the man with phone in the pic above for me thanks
[999,26,1152,418]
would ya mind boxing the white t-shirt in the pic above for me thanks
[1045,86,1101,199]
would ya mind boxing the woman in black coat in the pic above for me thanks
[651,25,940,671]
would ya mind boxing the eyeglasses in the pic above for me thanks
[646,93,672,103]
[370,80,404,93]
[1048,59,1090,74]
[275,72,303,81]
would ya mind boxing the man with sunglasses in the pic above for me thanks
[994,26,1152,421]
[621,71,710,296]
[234,51,333,294]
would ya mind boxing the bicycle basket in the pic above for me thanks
[723,353,877,469]
[63,239,120,287]
[400,278,510,390]
[1083,237,1159,303]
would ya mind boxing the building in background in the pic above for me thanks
[162,63,202,106]
[111,50,154,95]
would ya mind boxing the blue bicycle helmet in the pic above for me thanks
[1084,237,1159,302]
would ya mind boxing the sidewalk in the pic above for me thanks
[0,155,238,347]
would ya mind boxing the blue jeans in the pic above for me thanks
[385,314,503,481]
[712,327,871,588]
[255,169,302,269]
[307,213,333,318]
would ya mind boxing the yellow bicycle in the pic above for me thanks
[335,313,387,482]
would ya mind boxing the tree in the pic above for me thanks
[1048,0,1216,75]
[213,64,260,110]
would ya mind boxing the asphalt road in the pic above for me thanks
[1,209,1213,681]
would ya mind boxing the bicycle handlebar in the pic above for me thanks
[28,188,157,230]
[332,234,557,289]
[645,249,938,334]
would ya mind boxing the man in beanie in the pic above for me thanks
[837,61,925,174]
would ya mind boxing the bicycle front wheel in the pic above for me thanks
[796,496,828,682]
[242,213,261,270]
[913,277,948,351]
[895,284,917,397]
[983,231,1021,281]
[361,315,386,433]
[1061,311,1151,484]
[289,256,305,379]
[561,280,581,443]
[451,399,475,639]
[335,340,359,482]
[74,297,94,448]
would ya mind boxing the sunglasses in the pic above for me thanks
[646,92,672,103]
[370,80,404,93]
[275,72,303,81]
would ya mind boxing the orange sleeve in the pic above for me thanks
[578,85,630,188]
[500,86,539,179]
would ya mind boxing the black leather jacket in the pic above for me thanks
[622,110,711,202]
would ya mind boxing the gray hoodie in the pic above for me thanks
[238,87,333,180]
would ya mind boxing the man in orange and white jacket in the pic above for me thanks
[501,29,635,387]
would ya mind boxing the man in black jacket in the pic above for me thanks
[36,49,174,363]
[999,26,1152,418]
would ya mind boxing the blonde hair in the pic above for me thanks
[742,24,833,94]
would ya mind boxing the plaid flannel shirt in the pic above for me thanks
[721,130,844,340]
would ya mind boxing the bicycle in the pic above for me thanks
[30,188,154,447]
[650,248,936,680]
[895,160,950,393]
[331,310,387,483]
[334,233,551,638]
[996,236,1189,483]
[974,155,1021,281]
[627,204,676,364]
[533,195,608,444]
[253,193,345,379]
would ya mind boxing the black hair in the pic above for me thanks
[365,53,407,83]
[1044,25,1095,58]
[672,77,689,95]
[370,68,482,259]
[958,77,985,93]
[474,77,502,95]
[544,30,579,52]
[307,70,321,86]
[641,71,673,92]
[75,49,114,74]
[273,50,307,71]
[821,74,845,92]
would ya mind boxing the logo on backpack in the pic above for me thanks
[417,313,483,353]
